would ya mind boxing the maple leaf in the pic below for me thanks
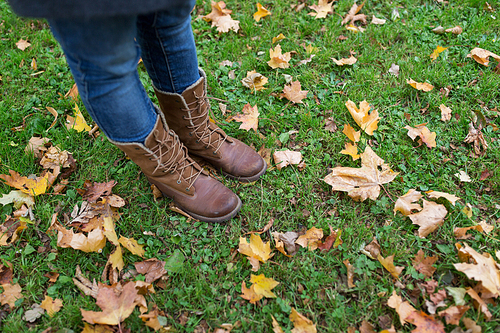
[296,227,323,251]
[23,304,44,322]
[438,305,469,325]
[281,80,308,104]
[425,190,460,206]
[0,170,50,196]
[229,104,259,131]
[464,122,488,156]
[453,244,500,297]
[57,227,107,253]
[25,136,50,158]
[429,46,448,61]
[135,258,168,283]
[345,100,380,135]
[240,274,279,304]
[203,1,240,33]
[394,189,423,216]
[318,226,342,251]
[387,291,417,325]
[362,237,380,259]
[324,147,399,201]
[241,71,268,92]
[272,316,285,333]
[340,142,360,161]
[254,3,271,22]
[40,295,63,317]
[238,233,273,271]
[408,200,447,238]
[40,146,72,170]
[405,124,436,148]
[439,104,452,122]
[308,0,333,19]
[331,55,357,66]
[377,254,404,279]
[272,33,286,44]
[66,104,91,132]
[0,218,27,246]
[268,44,291,69]
[406,311,445,333]
[102,213,119,245]
[0,283,22,308]
[273,150,302,170]
[272,231,299,257]
[342,124,360,142]
[412,249,437,278]
[108,246,124,272]
[81,281,145,325]
[466,287,492,319]
[118,235,145,257]
[16,38,31,51]
[467,47,500,66]
[290,308,317,333]
[0,263,13,285]
[139,306,165,331]
[341,3,367,25]
[80,180,117,203]
[407,79,434,92]
[65,82,79,100]
[73,266,99,298]
[0,190,35,209]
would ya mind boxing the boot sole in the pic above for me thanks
[221,157,267,183]
[176,195,242,223]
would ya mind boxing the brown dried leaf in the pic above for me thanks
[438,305,469,325]
[394,189,423,216]
[408,200,447,238]
[273,150,302,170]
[135,258,168,283]
[387,291,417,325]
[425,190,460,205]
[290,308,317,333]
[412,250,437,278]
[241,71,268,92]
[203,1,239,33]
[0,283,22,308]
[296,227,323,251]
[466,288,492,320]
[25,137,50,158]
[40,295,63,317]
[268,44,291,69]
[407,79,434,92]
[332,55,357,66]
[439,104,452,122]
[343,259,356,288]
[464,122,488,156]
[405,124,437,148]
[308,0,333,19]
[467,47,500,66]
[406,311,445,333]
[378,254,404,279]
[280,81,308,104]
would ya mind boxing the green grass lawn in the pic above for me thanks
[1,0,499,332]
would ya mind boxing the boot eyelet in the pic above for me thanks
[196,140,200,143]
[182,115,186,119]
[205,146,209,149]
[177,180,181,184]
[186,188,190,191]
[135,148,140,150]
[170,170,175,174]
[189,132,193,136]
[213,151,217,155]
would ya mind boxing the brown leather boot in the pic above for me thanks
[111,115,241,223]
[154,70,266,182]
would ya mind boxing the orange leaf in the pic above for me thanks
[296,227,323,251]
[387,291,417,325]
[406,311,445,333]
[40,295,63,317]
[280,80,308,104]
[343,259,356,288]
[408,200,447,238]
[405,124,436,148]
[0,170,50,196]
[377,254,404,279]
[407,79,434,92]
[342,124,361,142]
[467,47,500,66]
[290,308,317,333]
[345,100,380,135]
[340,142,360,160]
[253,3,271,22]
[229,104,259,131]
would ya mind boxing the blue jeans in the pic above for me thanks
[48,0,199,143]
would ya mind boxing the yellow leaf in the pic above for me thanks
[108,246,124,272]
[429,45,448,61]
[377,254,404,279]
[296,227,323,251]
[240,281,263,304]
[253,3,271,22]
[342,124,361,142]
[406,78,434,91]
[66,104,91,132]
[250,274,279,298]
[241,71,268,91]
[308,0,334,19]
[272,316,285,333]
[118,236,145,257]
[340,142,360,161]
[102,214,119,245]
[290,308,317,333]
[345,100,380,135]
[238,233,273,271]
[272,33,286,44]
[0,170,50,196]
[40,295,63,317]
[268,44,291,69]
[467,47,500,66]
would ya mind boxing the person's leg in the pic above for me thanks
[136,4,267,182]
[49,16,157,143]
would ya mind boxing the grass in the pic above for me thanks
[1,0,500,332]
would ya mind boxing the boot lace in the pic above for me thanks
[145,129,202,191]
[182,91,228,153]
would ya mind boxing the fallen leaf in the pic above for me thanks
[371,15,386,24]
[388,63,400,76]
[479,221,494,234]
[80,180,117,203]
[65,83,79,100]
[308,0,333,19]
[118,236,145,257]
[343,259,356,288]
[346,23,365,33]
[203,1,239,33]
[0,218,27,246]
[446,287,467,306]
[272,33,286,44]
[272,316,285,333]
[40,295,63,317]
[406,311,445,333]
[324,117,337,133]
[454,225,483,239]
[342,124,361,142]
[0,190,35,209]
[359,320,376,333]
[465,288,492,320]
[362,237,381,259]
[272,231,299,257]
[268,44,291,69]
[248,218,274,235]
[324,147,399,201]
[394,189,423,216]
[387,291,417,325]
[108,246,124,272]
[273,150,302,170]
[238,233,273,271]
[345,100,380,135]
[317,227,341,251]
[425,191,460,206]
[463,317,482,333]
[341,3,367,25]
[455,170,472,182]
[430,46,448,61]
[57,227,106,253]
[23,304,44,322]
[0,283,22,308]
[432,26,445,34]
[0,170,50,196]
[16,39,31,51]
[378,254,404,279]
[290,308,317,333]
[73,266,99,298]
[25,136,50,158]
[467,47,500,66]
[445,26,463,34]
[407,79,434,92]
[332,55,357,66]
[408,200,447,237]
[229,104,259,131]
[412,250,437,278]
[454,244,500,297]
[241,71,268,92]
[40,146,72,170]
[296,227,323,251]
[404,124,436,148]
[438,305,469,325]
[253,3,271,22]
[134,258,167,283]
[66,104,91,132]
[340,142,360,160]
[240,274,279,304]
[464,122,488,156]
[439,104,452,121]
[138,306,163,331]
[280,80,308,104]
[0,264,13,285]
[81,281,145,325]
